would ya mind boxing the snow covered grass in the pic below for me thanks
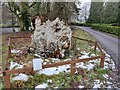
[1,29,119,89]
[10,49,117,88]
[13,73,29,81]
[38,64,70,75]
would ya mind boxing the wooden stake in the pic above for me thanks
[7,37,11,58]
[5,46,11,70]
[4,75,10,88]
[100,53,105,68]
[71,62,76,75]
[94,41,97,51]
[7,46,11,58]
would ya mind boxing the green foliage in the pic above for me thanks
[25,74,48,88]
[70,22,120,37]
[91,24,120,37]
[97,68,106,75]
[6,2,78,30]
[12,80,26,88]
[20,2,30,31]
[0,24,19,28]
[89,73,97,80]
[117,1,120,26]
[6,2,36,31]
[87,1,119,24]
[30,2,41,16]
[103,2,118,24]
[95,67,106,80]
[49,2,77,22]
[0,78,4,90]
[87,1,104,23]
[50,72,72,88]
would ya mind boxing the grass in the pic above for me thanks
[0,28,104,88]
[72,28,101,56]
[1,28,96,70]
[10,66,111,88]
[73,29,95,41]
[1,31,32,70]
[0,28,100,70]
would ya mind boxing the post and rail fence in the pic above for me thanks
[2,36,105,88]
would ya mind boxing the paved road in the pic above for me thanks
[0,27,20,34]
[79,26,119,67]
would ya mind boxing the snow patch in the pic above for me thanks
[35,83,48,89]
[76,62,88,69]
[78,85,84,88]
[10,61,23,70]
[103,74,109,79]
[13,73,28,81]
[77,48,80,50]
[34,54,41,58]
[78,52,90,59]
[11,49,20,54]
[107,85,112,88]
[107,81,112,85]
[38,65,70,75]
[87,63,94,70]
[47,80,52,83]
[93,80,100,88]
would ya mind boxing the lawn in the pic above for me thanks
[0,28,95,70]
[1,31,32,68]
[0,27,118,89]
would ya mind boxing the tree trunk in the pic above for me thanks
[29,17,72,59]
[18,17,24,31]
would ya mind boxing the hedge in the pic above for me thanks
[91,24,120,37]
[0,24,19,28]
[68,22,120,37]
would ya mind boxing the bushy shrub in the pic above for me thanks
[91,24,120,37]
[69,22,120,37]
[0,24,19,28]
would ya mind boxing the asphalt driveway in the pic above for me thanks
[79,26,119,68]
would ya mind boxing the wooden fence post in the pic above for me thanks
[94,41,97,51]
[5,45,12,70]
[7,46,11,58]
[3,74,11,88]
[100,53,105,68]
[7,37,11,58]
[71,62,76,75]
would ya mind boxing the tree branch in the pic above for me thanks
[29,2,37,9]
[5,2,19,17]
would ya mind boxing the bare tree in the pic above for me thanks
[79,2,91,22]
[4,2,36,31]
